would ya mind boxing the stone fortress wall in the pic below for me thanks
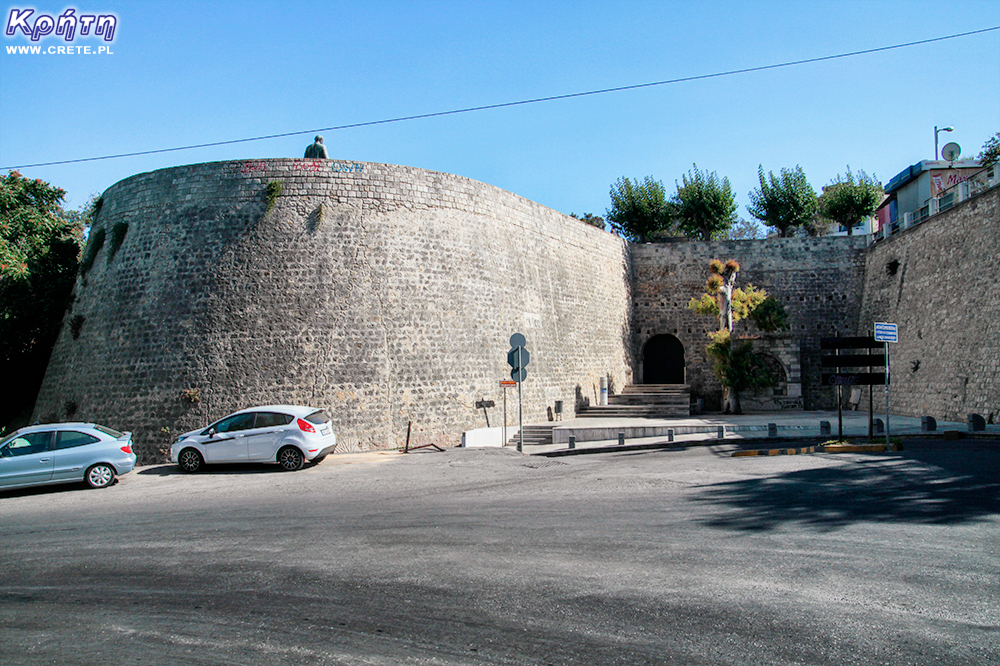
[33,159,634,462]
[859,185,999,423]
[32,158,998,462]
[631,236,870,411]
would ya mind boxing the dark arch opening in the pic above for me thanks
[643,334,685,384]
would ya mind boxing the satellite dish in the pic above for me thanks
[941,142,961,161]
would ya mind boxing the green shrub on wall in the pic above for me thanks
[107,222,129,263]
[264,181,284,213]
[79,228,105,275]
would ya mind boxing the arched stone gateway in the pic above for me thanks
[642,334,685,384]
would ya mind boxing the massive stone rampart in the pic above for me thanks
[858,185,999,423]
[34,159,634,462]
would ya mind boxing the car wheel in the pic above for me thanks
[85,463,116,489]
[277,446,305,471]
[178,448,204,473]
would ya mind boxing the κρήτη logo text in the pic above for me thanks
[5,8,117,42]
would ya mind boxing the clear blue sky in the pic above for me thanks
[2,0,998,226]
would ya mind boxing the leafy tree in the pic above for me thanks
[978,132,1000,167]
[670,164,738,240]
[687,259,786,413]
[746,165,817,237]
[0,172,84,431]
[606,176,675,242]
[818,168,883,235]
[570,212,606,229]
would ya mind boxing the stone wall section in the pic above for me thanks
[34,159,634,462]
[858,185,999,422]
[630,237,869,410]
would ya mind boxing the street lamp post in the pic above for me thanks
[935,125,954,160]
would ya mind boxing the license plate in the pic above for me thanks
[320,427,331,436]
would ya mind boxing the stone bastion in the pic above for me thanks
[34,158,633,463]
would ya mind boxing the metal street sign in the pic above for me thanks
[822,372,888,386]
[506,333,528,453]
[507,346,530,371]
[820,354,885,368]
[820,336,877,349]
[874,322,898,343]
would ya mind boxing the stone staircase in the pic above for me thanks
[576,384,691,418]
[506,424,554,447]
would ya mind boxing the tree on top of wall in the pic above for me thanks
[687,259,787,414]
[978,132,1000,167]
[670,164,738,240]
[746,165,818,237]
[818,168,883,235]
[606,176,676,242]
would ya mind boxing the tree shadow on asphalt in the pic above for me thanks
[690,440,1000,532]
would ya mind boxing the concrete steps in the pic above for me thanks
[577,384,691,418]
[507,424,554,447]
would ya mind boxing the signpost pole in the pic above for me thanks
[503,384,507,449]
[885,340,890,448]
[517,346,524,453]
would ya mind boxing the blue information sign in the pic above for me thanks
[874,322,898,343]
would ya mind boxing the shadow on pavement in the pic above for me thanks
[691,439,1000,532]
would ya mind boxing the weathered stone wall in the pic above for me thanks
[630,237,869,410]
[858,185,999,423]
[34,159,633,462]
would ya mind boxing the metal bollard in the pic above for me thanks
[569,436,576,449]
[768,423,777,438]
[717,426,725,439]
[873,418,884,434]
[618,432,625,446]
[820,421,831,436]
[668,428,674,442]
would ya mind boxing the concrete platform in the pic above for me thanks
[522,410,1000,455]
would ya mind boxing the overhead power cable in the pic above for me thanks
[3,25,998,170]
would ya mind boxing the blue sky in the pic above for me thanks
[2,0,998,226]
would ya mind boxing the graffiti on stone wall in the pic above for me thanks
[221,160,365,177]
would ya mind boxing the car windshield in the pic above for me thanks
[0,431,26,447]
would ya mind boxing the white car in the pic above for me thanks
[170,405,336,472]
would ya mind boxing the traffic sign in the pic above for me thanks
[874,322,898,343]
[509,333,526,348]
[507,346,530,371]
[500,380,517,387]
[511,367,527,382]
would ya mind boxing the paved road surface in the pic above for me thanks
[1,439,997,664]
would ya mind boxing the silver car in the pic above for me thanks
[169,405,337,473]
[0,422,137,490]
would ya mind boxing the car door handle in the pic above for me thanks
[39,458,50,463]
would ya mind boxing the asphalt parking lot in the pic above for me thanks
[1,438,997,665]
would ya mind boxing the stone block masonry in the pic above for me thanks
[631,236,869,410]
[34,159,634,463]
[859,185,999,423]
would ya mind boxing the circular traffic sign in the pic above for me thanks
[509,333,526,348]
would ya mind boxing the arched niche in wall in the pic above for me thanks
[642,334,685,384]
